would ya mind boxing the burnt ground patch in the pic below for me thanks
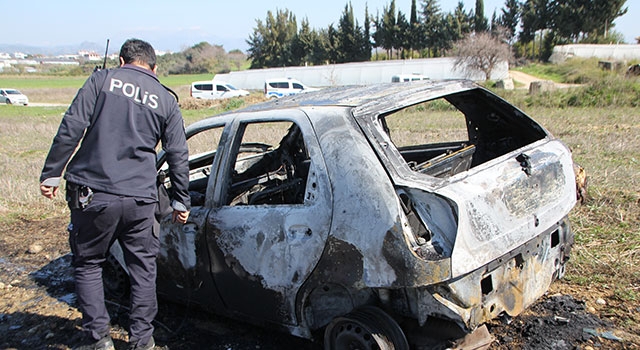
[0,216,637,349]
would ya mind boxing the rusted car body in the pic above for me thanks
[107,80,577,348]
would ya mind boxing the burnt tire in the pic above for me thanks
[103,253,130,301]
[324,305,409,350]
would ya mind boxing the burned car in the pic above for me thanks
[107,80,578,349]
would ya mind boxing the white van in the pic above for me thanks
[391,74,429,82]
[264,78,319,99]
[190,81,250,100]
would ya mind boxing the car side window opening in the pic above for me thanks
[224,121,311,206]
[381,90,546,178]
[195,84,213,91]
[292,83,303,90]
[158,126,225,207]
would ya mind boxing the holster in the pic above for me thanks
[66,182,93,210]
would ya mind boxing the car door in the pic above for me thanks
[206,110,333,326]
[153,118,229,308]
[213,83,228,99]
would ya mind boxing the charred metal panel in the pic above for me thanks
[311,109,405,287]
[417,222,572,330]
[209,204,331,325]
[299,237,366,329]
[442,140,576,277]
[155,206,215,305]
[205,113,333,326]
[409,218,572,330]
[381,227,451,286]
[401,189,459,259]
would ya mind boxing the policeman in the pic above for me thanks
[39,38,190,350]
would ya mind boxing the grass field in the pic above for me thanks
[0,73,215,104]
[0,71,639,337]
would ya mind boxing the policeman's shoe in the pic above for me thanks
[73,335,115,350]
[128,336,157,350]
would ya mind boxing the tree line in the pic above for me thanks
[246,0,628,69]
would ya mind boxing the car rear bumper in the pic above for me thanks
[401,216,573,331]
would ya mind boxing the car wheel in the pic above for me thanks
[323,306,409,350]
[103,253,130,301]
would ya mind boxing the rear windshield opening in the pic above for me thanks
[380,89,547,178]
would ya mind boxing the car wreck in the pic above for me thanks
[106,79,579,349]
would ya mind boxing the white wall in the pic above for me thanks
[550,44,640,63]
[214,57,509,90]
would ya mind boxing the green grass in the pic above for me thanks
[0,75,87,89]
[515,64,565,82]
[0,73,214,92]
[0,105,66,118]
[158,73,213,87]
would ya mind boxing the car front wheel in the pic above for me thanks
[323,306,409,350]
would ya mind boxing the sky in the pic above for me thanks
[3,0,638,54]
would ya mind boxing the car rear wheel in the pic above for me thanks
[323,306,409,350]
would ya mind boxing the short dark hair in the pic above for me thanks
[119,38,157,69]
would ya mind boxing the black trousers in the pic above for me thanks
[68,191,158,345]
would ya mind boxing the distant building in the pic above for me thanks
[78,50,102,61]
[39,58,79,66]
[550,44,640,63]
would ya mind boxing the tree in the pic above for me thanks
[551,0,627,43]
[397,11,410,58]
[408,0,422,56]
[474,0,489,32]
[311,28,331,64]
[291,18,315,66]
[336,3,357,63]
[183,42,227,73]
[362,5,373,60]
[453,1,473,35]
[420,0,444,57]
[247,9,298,68]
[519,0,550,58]
[379,0,398,58]
[335,3,370,63]
[453,32,512,80]
[371,12,385,59]
[497,0,521,43]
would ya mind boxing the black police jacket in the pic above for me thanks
[40,64,190,210]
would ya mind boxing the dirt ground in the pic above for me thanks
[0,216,638,350]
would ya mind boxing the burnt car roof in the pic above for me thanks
[236,79,476,114]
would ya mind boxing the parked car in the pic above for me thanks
[106,79,579,349]
[264,77,319,98]
[190,80,250,100]
[391,74,429,82]
[0,88,29,105]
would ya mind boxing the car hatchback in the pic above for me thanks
[0,88,29,105]
[107,79,579,349]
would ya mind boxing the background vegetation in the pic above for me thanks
[246,0,630,68]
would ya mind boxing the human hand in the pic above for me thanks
[172,209,190,224]
[40,185,58,199]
